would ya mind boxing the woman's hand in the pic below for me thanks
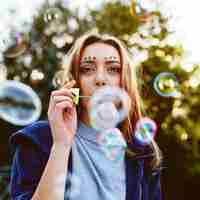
[47,80,77,148]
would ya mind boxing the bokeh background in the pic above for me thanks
[0,0,200,199]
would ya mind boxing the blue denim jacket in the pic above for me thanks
[9,120,162,200]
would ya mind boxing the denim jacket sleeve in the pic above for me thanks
[126,138,162,200]
[125,155,162,200]
[141,167,162,200]
[10,143,46,200]
[9,120,52,200]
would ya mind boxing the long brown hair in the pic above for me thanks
[58,30,162,168]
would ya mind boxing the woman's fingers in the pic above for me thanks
[51,80,76,100]
[49,80,77,112]
[51,89,74,99]
[55,100,73,109]
[53,95,74,105]
[62,80,76,89]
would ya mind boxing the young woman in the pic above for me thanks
[10,31,162,200]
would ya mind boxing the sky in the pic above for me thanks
[0,0,200,64]
[162,0,200,64]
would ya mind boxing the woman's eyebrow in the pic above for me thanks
[80,56,96,64]
[104,56,120,64]
[80,60,95,65]
[105,60,121,64]
[80,56,121,64]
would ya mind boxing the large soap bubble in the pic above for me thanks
[0,80,42,126]
[153,72,181,98]
[97,128,127,162]
[89,86,131,131]
[134,117,157,145]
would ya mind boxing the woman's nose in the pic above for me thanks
[95,69,107,87]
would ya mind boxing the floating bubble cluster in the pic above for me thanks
[134,117,157,144]
[97,128,127,162]
[89,86,130,131]
[0,80,42,126]
[153,72,181,98]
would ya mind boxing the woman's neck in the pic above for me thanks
[79,108,91,127]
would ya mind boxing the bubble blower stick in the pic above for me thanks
[69,86,131,132]
[69,88,122,106]
[69,88,90,105]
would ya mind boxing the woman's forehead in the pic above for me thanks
[81,42,120,61]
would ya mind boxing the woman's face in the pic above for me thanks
[79,42,122,110]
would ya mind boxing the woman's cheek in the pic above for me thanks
[79,77,93,110]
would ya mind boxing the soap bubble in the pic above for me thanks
[134,117,157,144]
[0,80,42,126]
[4,32,27,58]
[89,86,130,131]
[131,0,141,16]
[130,0,154,23]
[90,102,120,131]
[97,128,127,162]
[44,7,64,24]
[135,0,142,15]
[153,72,181,98]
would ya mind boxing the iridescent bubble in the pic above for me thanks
[131,0,141,16]
[134,117,157,144]
[97,128,127,162]
[130,0,154,23]
[0,80,42,126]
[64,172,81,199]
[90,102,120,131]
[44,7,64,24]
[136,0,142,15]
[4,32,27,58]
[153,72,180,98]
[136,0,158,13]
[89,86,130,131]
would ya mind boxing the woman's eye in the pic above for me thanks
[80,66,96,74]
[107,66,121,74]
